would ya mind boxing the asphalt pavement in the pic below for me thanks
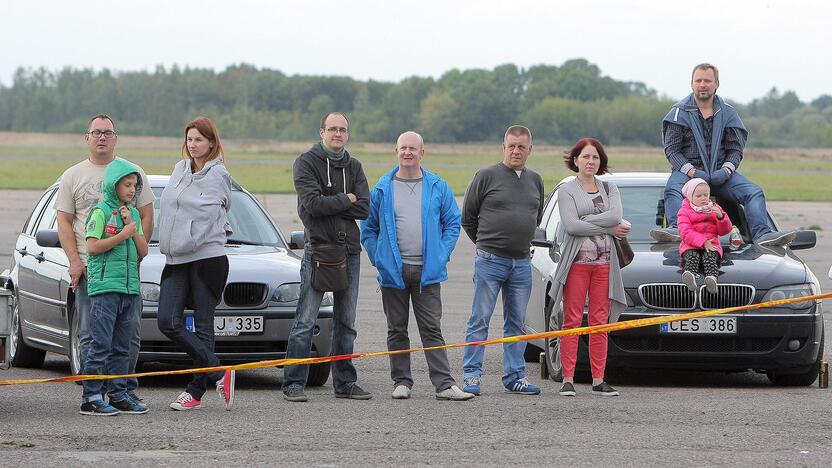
[1,191,830,466]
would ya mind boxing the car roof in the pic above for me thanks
[556,172,670,188]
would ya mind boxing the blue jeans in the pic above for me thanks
[76,276,140,393]
[157,256,228,400]
[283,246,360,393]
[664,170,772,241]
[81,293,139,402]
[462,249,532,387]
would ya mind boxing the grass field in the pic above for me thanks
[1,132,830,201]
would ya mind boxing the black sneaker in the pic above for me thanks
[80,400,120,416]
[591,382,620,397]
[335,383,373,400]
[558,382,576,397]
[282,384,308,402]
[756,230,796,247]
[127,390,143,403]
[110,396,149,414]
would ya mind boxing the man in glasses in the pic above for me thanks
[55,114,155,405]
[282,112,372,402]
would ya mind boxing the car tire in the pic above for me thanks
[767,328,824,387]
[544,299,564,382]
[8,290,46,368]
[69,306,83,376]
[306,361,331,387]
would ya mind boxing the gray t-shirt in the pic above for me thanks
[393,176,423,265]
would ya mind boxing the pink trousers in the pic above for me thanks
[561,263,610,379]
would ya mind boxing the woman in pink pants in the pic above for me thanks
[548,138,629,397]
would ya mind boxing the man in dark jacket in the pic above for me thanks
[282,112,372,402]
[651,63,794,247]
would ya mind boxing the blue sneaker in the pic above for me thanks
[462,377,481,395]
[79,400,120,416]
[110,395,149,414]
[505,378,541,395]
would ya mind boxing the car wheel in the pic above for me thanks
[69,306,83,375]
[544,299,563,382]
[306,361,331,387]
[767,328,824,387]
[8,290,46,368]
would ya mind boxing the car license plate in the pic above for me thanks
[185,316,264,336]
[660,317,737,334]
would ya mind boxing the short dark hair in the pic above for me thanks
[691,63,719,83]
[320,112,349,130]
[87,114,116,132]
[563,137,610,175]
[504,125,532,145]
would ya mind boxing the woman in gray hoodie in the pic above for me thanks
[549,138,630,398]
[157,117,235,411]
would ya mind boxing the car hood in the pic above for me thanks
[625,243,809,290]
[139,245,301,285]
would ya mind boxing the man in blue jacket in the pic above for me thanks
[361,131,474,401]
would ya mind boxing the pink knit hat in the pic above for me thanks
[682,178,708,201]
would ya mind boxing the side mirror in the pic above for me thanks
[789,230,816,250]
[530,227,553,248]
[288,231,305,250]
[36,229,61,248]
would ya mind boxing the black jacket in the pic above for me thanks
[293,143,369,254]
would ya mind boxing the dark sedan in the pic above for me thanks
[524,173,824,386]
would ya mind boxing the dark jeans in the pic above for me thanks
[283,246,360,393]
[82,293,139,402]
[76,276,141,393]
[157,256,229,400]
[381,263,455,392]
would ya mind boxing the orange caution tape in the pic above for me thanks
[1,292,828,387]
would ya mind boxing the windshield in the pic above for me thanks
[149,188,285,247]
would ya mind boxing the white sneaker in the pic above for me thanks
[682,270,697,292]
[391,385,411,399]
[704,275,718,294]
[436,385,475,401]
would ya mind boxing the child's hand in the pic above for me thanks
[119,205,132,224]
[121,221,138,239]
[712,204,724,219]
[704,239,719,251]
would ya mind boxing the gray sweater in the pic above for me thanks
[159,157,232,265]
[462,163,544,259]
[548,177,627,322]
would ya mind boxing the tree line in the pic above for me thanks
[1,59,830,146]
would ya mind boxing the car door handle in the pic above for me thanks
[16,246,28,257]
[33,252,46,263]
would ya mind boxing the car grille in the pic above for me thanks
[223,283,268,307]
[638,284,696,310]
[141,340,287,354]
[612,336,782,353]
[700,284,755,309]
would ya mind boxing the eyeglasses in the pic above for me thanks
[87,130,117,139]
[324,126,348,134]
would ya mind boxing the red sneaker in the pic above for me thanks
[216,370,235,411]
[170,391,202,411]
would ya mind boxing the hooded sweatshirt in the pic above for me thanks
[158,157,232,265]
[293,142,370,254]
[84,159,143,296]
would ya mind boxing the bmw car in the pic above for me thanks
[524,173,824,386]
[2,175,334,386]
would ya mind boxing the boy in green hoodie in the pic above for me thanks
[79,160,149,416]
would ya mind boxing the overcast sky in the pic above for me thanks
[2,0,828,104]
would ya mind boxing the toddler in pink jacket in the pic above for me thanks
[678,178,733,293]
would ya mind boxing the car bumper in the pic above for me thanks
[137,303,334,364]
[600,305,823,372]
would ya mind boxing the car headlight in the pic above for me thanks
[761,283,818,310]
[272,283,301,303]
[141,282,160,302]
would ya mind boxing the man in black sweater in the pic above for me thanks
[460,125,545,396]
[283,112,372,402]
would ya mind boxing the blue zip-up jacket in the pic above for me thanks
[361,167,461,289]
